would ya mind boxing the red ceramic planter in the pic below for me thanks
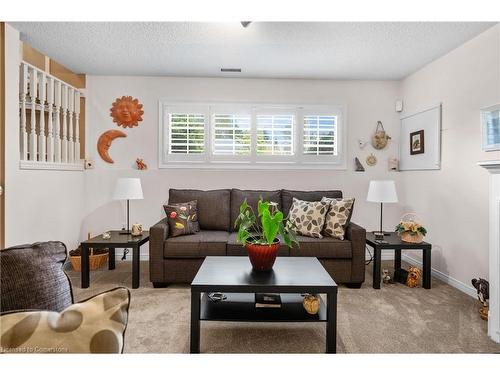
[245,240,280,272]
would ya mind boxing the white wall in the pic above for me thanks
[83,76,403,246]
[3,24,85,250]
[5,22,499,299]
[399,25,500,292]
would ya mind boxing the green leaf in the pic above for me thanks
[237,227,251,244]
[261,210,279,245]
[257,199,269,217]
[279,221,298,248]
[239,199,249,214]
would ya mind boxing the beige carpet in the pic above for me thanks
[67,260,500,353]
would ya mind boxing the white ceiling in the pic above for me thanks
[10,22,496,80]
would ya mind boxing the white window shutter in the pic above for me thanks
[213,114,251,155]
[303,115,337,155]
[169,113,205,154]
[256,114,294,155]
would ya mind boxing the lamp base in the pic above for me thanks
[373,231,385,240]
[118,230,131,235]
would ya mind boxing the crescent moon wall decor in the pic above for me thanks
[110,96,144,128]
[97,130,127,163]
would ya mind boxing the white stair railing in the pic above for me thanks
[19,61,84,171]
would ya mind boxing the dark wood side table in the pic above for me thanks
[80,230,149,289]
[366,232,432,289]
[190,256,337,354]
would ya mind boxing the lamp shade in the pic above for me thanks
[112,178,144,200]
[367,180,398,203]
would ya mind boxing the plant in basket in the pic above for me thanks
[234,198,298,271]
[395,213,427,243]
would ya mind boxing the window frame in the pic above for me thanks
[158,101,347,170]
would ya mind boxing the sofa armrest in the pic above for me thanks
[149,217,169,282]
[345,222,366,284]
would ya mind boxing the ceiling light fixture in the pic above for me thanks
[221,68,242,73]
[241,21,252,28]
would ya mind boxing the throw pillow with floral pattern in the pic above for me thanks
[163,200,199,237]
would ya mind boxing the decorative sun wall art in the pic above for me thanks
[110,96,144,128]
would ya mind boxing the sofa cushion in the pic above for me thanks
[282,189,343,217]
[163,200,200,237]
[169,189,231,231]
[321,197,355,240]
[163,230,229,258]
[290,235,352,259]
[230,189,282,232]
[226,232,290,256]
[0,242,73,313]
[0,287,130,353]
[288,198,329,239]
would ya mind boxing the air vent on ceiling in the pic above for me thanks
[221,68,242,73]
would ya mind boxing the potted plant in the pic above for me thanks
[234,199,298,271]
[395,214,427,243]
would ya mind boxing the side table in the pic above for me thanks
[366,232,432,289]
[80,230,149,289]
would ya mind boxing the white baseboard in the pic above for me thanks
[401,254,477,298]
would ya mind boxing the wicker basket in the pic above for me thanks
[400,231,424,243]
[398,213,425,244]
[70,249,108,272]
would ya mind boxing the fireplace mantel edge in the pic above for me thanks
[478,160,500,172]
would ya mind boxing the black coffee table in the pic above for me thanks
[80,230,149,289]
[190,256,338,353]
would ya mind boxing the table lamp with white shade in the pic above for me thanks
[367,180,398,240]
[113,177,144,234]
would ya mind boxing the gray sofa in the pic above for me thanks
[149,189,366,287]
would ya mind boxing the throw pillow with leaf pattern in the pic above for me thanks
[321,197,355,240]
[163,200,199,237]
[287,198,329,238]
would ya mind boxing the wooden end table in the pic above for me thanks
[80,230,149,289]
[366,232,432,289]
[190,256,337,354]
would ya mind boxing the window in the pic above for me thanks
[212,114,251,155]
[303,115,337,155]
[256,114,294,156]
[169,113,205,154]
[159,102,345,169]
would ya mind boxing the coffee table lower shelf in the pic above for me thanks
[200,293,327,322]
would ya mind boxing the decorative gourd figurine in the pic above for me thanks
[303,294,320,315]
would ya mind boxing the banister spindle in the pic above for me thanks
[68,88,74,163]
[38,72,47,162]
[61,85,68,163]
[29,66,38,161]
[19,64,28,161]
[54,81,62,163]
[46,77,54,162]
[74,91,81,161]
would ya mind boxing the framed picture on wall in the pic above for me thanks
[399,104,441,171]
[481,104,500,151]
[410,130,425,155]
